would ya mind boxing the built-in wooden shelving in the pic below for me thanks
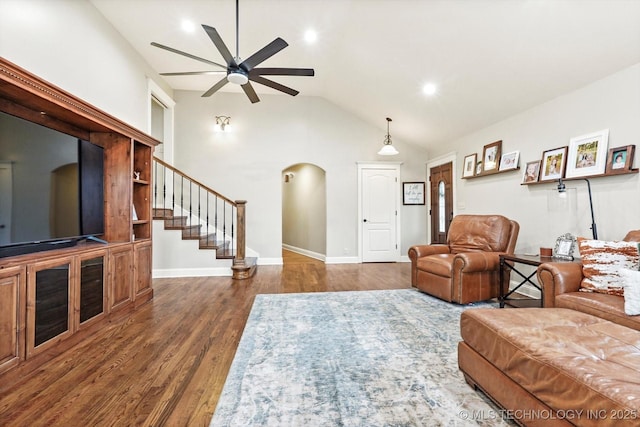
[0,57,159,390]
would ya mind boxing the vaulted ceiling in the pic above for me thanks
[90,0,640,150]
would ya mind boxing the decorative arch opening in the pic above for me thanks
[282,163,327,262]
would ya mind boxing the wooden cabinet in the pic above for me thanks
[0,266,25,374]
[109,245,134,313]
[134,240,153,306]
[0,57,159,387]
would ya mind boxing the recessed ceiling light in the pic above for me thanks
[181,20,196,33]
[304,29,318,44]
[423,83,437,96]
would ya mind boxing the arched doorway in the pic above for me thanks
[282,163,327,262]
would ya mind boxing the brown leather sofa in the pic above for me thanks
[457,230,640,426]
[536,230,640,330]
[408,214,519,304]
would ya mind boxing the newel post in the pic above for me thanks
[231,200,256,279]
[234,200,246,263]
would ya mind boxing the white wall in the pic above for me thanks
[172,91,429,262]
[433,63,640,254]
[0,0,172,132]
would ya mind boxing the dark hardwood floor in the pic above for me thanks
[0,251,410,426]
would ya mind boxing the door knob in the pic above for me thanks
[363,219,368,222]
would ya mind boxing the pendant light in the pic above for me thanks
[378,117,399,156]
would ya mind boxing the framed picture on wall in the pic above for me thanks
[462,153,477,178]
[522,160,541,183]
[539,146,568,182]
[605,144,635,173]
[482,140,502,173]
[565,129,609,178]
[402,182,425,205]
[498,151,519,171]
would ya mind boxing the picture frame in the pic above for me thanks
[476,161,483,175]
[553,233,576,260]
[402,182,425,205]
[565,129,609,178]
[605,144,635,173]
[482,140,502,173]
[522,160,541,183]
[462,153,477,178]
[498,150,519,171]
[540,146,568,182]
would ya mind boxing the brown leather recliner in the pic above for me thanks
[408,214,519,304]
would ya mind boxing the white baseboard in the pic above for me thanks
[257,257,284,265]
[282,244,326,262]
[153,267,232,278]
[509,281,541,299]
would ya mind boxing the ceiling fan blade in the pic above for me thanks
[150,42,227,69]
[202,77,229,97]
[250,68,315,77]
[240,82,260,104]
[249,75,299,97]
[202,25,237,67]
[240,38,288,72]
[160,71,226,76]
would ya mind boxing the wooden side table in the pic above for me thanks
[499,254,571,308]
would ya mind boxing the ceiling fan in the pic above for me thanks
[150,0,314,103]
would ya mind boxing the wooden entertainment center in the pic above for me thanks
[0,57,159,388]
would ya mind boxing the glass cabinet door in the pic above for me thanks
[80,255,105,324]
[30,260,72,353]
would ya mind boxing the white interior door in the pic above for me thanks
[0,162,12,245]
[361,167,400,262]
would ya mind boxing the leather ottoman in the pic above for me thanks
[458,308,640,427]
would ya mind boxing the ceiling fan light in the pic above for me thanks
[228,71,248,85]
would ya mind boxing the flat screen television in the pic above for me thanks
[0,111,105,258]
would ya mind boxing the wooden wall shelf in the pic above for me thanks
[521,168,638,185]
[462,167,520,180]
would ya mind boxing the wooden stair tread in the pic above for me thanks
[153,208,174,219]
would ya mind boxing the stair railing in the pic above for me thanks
[152,157,246,264]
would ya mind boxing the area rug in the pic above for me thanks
[210,289,512,426]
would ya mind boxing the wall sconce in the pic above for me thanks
[215,115,231,132]
[557,178,598,239]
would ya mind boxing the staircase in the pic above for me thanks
[152,157,257,279]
